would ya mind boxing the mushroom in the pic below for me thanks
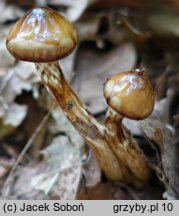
[6,7,126,181]
[104,69,154,181]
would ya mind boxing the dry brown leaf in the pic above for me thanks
[139,115,179,199]
[154,89,174,124]
[72,42,136,114]
[144,11,179,37]
[77,182,113,200]
[77,181,140,200]
[91,0,146,10]
[12,135,82,199]
[76,14,101,41]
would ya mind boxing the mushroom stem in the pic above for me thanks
[35,61,127,181]
[104,107,150,182]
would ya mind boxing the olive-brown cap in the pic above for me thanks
[6,7,78,62]
[104,69,154,120]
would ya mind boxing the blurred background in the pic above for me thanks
[0,0,179,199]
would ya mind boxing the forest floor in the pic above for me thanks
[0,0,179,200]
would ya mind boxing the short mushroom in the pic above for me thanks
[6,7,125,181]
[104,69,154,181]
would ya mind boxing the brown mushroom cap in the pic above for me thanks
[104,69,154,120]
[6,7,78,62]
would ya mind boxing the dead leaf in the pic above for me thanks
[1,102,27,127]
[76,14,101,41]
[123,118,141,136]
[0,69,32,103]
[82,152,101,187]
[77,182,113,200]
[0,99,28,128]
[139,115,179,199]
[0,2,23,23]
[145,10,179,37]
[12,135,82,199]
[154,89,174,124]
[0,38,15,69]
[72,42,137,114]
[14,61,39,83]
[51,107,84,150]
[77,181,141,200]
[0,158,15,178]
[49,0,92,22]
[0,118,16,139]
[60,51,77,82]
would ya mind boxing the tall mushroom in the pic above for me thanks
[6,7,126,181]
[104,69,154,181]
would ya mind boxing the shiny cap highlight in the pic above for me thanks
[6,7,78,62]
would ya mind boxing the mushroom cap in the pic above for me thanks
[104,69,154,120]
[6,7,78,62]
